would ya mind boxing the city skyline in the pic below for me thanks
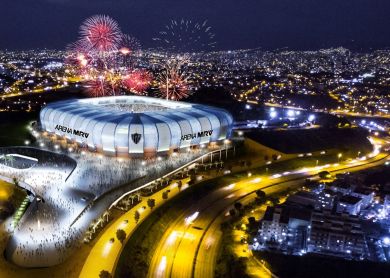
[1,2,390,278]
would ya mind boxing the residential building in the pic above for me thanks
[336,195,363,215]
[350,188,374,209]
[308,210,366,259]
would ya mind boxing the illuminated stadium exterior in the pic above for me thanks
[39,96,233,157]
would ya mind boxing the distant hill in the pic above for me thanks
[246,128,372,154]
[186,88,241,115]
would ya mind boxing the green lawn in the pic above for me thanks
[0,180,27,221]
[0,123,31,146]
[0,112,36,147]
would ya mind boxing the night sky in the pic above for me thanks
[2,0,390,51]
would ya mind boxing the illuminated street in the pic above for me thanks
[146,146,389,278]
[0,145,216,267]
[1,2,390,277]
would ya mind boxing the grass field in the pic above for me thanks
[0,180,27,209]
[0,180,14,202]
[0,122,31,147]
[0,180,27,223]
[0,112,36,147]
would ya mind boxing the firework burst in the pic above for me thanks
[85,78,111,98]
[65,41,90,69]
[157,59,190,100]
[80,15,122,52]
[123,69,152,94]
[66,15,147,98]
[119,34,142,56]
[117,34,142,69]
[153,19,216,53]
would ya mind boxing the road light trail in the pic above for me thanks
[147,151,390,278]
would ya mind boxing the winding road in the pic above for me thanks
[147,151,390,278]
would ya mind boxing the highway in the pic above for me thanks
[79,178,191,278]
[147,150,390,278]
[263,102,390,120]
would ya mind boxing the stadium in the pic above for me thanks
[39,96,233,157]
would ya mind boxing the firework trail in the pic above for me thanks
[85,78,110,97]
[117,34,142,69]
[157,59,191,100]
[153,19,216,53]
[119,34,142,56]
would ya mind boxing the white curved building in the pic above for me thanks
[39,96,233,157]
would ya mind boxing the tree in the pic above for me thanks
[319,171,331,179]
[255,190,266,200]
[12,177,19,187]
[247,216,257,231]
[5,155,15,167]
[134,210,140,223]
[255,190,266,205]
[99,270,112,278]
[116,229,126,244]
[177,180,183,191]
[232,257,250,278]
[147,198,155,210]
[234,202,243,211]
[269,197,279,206]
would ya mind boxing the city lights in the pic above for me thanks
[0,4,390,278]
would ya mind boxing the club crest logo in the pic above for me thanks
[131,132,142,144]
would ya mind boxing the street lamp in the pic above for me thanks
[224,139,230,159]
[338,153,342,162]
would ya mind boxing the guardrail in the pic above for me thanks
[108,146,234,210]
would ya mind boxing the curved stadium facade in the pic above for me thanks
[39,96,233,157]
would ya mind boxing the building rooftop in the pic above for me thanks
[263,204,312,224]
[339,195,362,205]
[353,187,374,196]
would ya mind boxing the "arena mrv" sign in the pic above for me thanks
[54,125,90,138]
[181,130,213,141]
